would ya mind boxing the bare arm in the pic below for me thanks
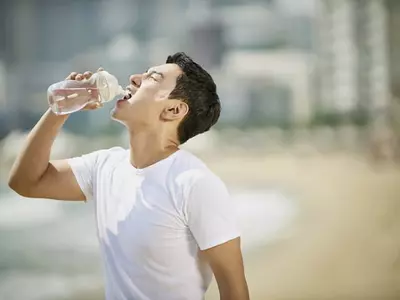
[8,71,98,201]
[186,174,248,299]
[202,237,250,300]
[8,108,86,200]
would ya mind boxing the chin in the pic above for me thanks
[110,106,126,122]
[110,106,138,127]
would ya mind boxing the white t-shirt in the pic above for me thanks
[68,147,240,300]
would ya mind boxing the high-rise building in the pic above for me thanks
[386,0,400,139]
[315,0,389,115]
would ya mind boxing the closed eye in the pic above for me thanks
[145,70,164,81]
[151,73,162,81]
[143,72,156,81]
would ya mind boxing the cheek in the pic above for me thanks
[156,90,171,101]
[141,80,159,91]
[132,86,159,103]
[128,97,160,118]
[155,84,176,101]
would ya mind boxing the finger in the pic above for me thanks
[97,67,104,72]
[85,102,103,110]
[83,103,96,110]
[66,72,78,80]
[75,73,84,81]
[83,71,93,79]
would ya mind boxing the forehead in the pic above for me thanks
[149,63,182,77]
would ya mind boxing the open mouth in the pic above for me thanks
[123,93,132,100]
[116,85,136,104]
[116,91,132,106]
[119,89,132,101]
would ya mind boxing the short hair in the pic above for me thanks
[166,52,221,144]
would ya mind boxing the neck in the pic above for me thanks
[128,127,179,169]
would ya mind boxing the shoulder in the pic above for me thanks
[168,150,225,196]
[95,146,127,164]
[170,150,214,182]
[70,146,128,170]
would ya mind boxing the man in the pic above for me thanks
[8,52,249,300]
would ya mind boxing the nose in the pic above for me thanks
[129,74,142,88]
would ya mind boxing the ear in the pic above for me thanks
[161,101,189,121]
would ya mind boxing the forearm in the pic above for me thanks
[8,108,68,188]
[219,283,250,300]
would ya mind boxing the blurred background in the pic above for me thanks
[1,0,400,299]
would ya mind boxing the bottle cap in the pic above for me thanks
[96,71,126,102]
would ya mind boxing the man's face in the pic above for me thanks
[111,63,183,128]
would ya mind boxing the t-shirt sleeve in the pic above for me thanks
[67,150,106,200]
[185,173,240,251]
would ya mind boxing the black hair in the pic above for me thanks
[166,52,221,144]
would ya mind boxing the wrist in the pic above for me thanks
[46,108,69,121]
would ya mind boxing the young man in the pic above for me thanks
[8,52,249,300]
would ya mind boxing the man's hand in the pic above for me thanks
[65,67,105,111]
[201,237,250,300]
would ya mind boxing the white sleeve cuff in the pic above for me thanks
[199,232,241,251]
[67,157,93,200]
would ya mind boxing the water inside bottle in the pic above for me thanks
[48,87,100,115]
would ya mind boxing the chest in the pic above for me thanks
[94,167,189,254]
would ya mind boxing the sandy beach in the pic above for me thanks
[204,152,400,300]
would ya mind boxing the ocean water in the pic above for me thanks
[0,185,297,300]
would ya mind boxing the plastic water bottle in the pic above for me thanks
[48,71,127,115]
